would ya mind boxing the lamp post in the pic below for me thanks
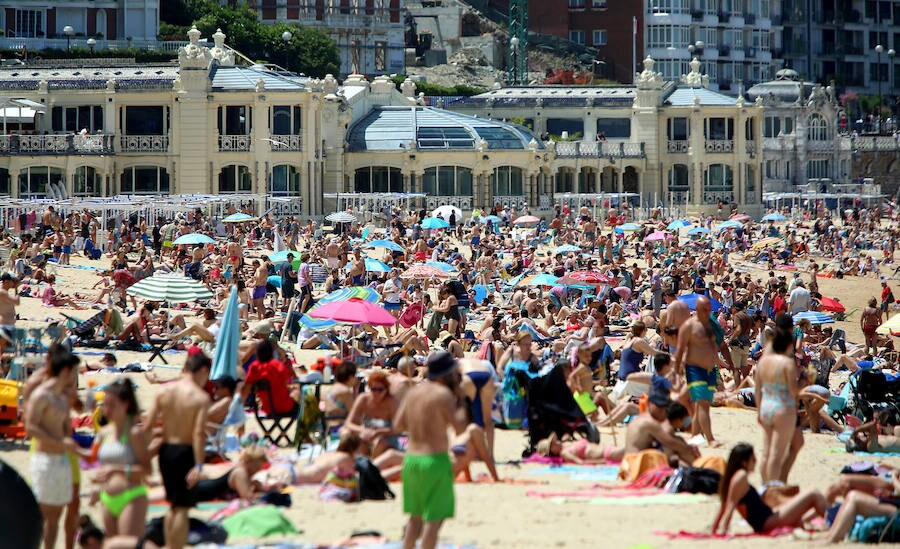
[87,38,96,53]
[63,25,74,51]
[876,44,884,128]
[510,36,520,85]
[890,48,896,119]
[281,31,292,72]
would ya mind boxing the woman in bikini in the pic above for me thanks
[712,442,827,535]
[195,446,268,502]
[536,432,623,464]
[755,314,799,484]
[342,371,397,458]
[460,359,496,459]
[321,360,358,431]
[433,284,461,337]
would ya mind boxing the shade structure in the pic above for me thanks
[427,261,458,273]
[818,296,846,313]
[126,272,213,302]
[299,286,381,331]
[716,220,743,230]
[401,263,450,278]
[644,231,672,242]
[687,227,710,236]
[210,286,240,381]
[523,273,559,286]
[667,219,692,230]
[365,258,391,272]
[223,212,257,223]
[421,217,450,229]
[481,215,503,224]
[762,213,787,222]
[793,310,835,325]
[270,250,303,263]
[557,270,616,286]
[877,314,900,335]
[554,244,581,254]
[432,205,462,222]
[512,215,540,225]
[730,214,752,222]
[309,298,397,326]
[173,233,215,245]
[326,212,358,224]
[678,293,722,312]
[366,239,404,252]
[617,223,642,232]
[752,237,783,250]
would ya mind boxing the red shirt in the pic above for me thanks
[772,295,787,315]
[244,358,294,415]
[883,285,892,302]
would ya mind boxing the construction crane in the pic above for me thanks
[508,0,527,85]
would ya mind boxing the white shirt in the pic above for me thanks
[383,278,400,304]
[788,286,810,313]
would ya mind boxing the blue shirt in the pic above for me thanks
[651,374,672,395]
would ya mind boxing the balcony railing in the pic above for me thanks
[705,140,734,153]
[667,140,689,153]
[0,37,186,51]
[553,140,646,158]
[745,140,757,154]
[703,190,734,204]
[0,133,114,155]
[691,10,704,20]
[426,196,472,211]
[852,136,900,151]
[119,135,169,153]
[268,134,303,152]
[717,11,730,22]
[744,12,756,24]
[493,195,528,210]
[219,134,252,152]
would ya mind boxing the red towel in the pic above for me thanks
[654,526,794,540]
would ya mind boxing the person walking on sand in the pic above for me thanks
[394,352,467,549]
[673,296,720,445]
[145,351,211,549]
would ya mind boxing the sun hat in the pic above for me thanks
[536,432,559,457]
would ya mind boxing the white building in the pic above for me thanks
[0,0,159,44]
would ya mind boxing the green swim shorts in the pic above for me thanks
[685,364,717,402]
[402,452,454,522]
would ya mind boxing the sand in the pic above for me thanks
[4,238,900,548]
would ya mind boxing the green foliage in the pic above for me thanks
[269,24,340,78]
[390,75,486,96]
[4,48,176,62]
[158,21,189,41]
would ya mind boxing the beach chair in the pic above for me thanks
[144,324,168,364]
[61,311,106,342]
[519,323,557,347]
[250,379,299,447]
[207,396,246,457]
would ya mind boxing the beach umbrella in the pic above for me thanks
[554,244,581,254]
[270,250,303,263]
[730,214,752,222]
[643,231,672,242]
[793,310,835,325]
[481,215,503,224]
[432,205,462,222]
[667,219,692,230]
[309,298,397,326]
[326,212,358,224]
[877,315,900,336]
[421,217,450,229]
[365,258,391,273]
[126,272,213,302]
[716,220,743,231]
[678,292,722,312]
[173,233,215,245]
[366,239,404,252]
[401,263,450,278]
[299,286,381,332]
[687,227,710,236]
[613,286,632,299]
[762,213,787,222]
[558,270,615,286]
[617,223,642,232]
[223,212,257,223]
[818,296,846,313]
[472,284,488,304]
[427,261,459,273]
[752,237,783,250]
[210,286,240,381]
[524,273,559,286]
[513,215,540,225]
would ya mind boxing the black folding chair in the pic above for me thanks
[251,380,299,447]
[144,324,168,364]
[61,311,106,341]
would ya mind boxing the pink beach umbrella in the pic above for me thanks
[513,215,540,225]
[308,298,397,326]
[643,231,672,242]
[613,286,632,299]
[401,264,450,279]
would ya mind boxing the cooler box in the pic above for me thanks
[0,379,21,422]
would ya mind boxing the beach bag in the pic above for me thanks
[399,302,425,329]
[425,311,443,342]
[665,466,721,494]
[852,514,900,543]
[220,506,298,537]
[500,370,526,429]
[356,456,395,500]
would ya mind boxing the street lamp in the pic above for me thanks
[890,48,896,117]
[87,38,96,53]
[63,25,74,52]
[281,31,292,72]
[510,36,520,85]
[876,44,884,126]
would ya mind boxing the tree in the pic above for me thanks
[269,24,340,78]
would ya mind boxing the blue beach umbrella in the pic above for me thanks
[687,227,710,236]
[716,220,743,231]
[525,273,560,286]
[667,219,692,230]
[223,212,257,223]
[421,217,450,229]
[481,215,503,224]
[365,258,391,273]
[366,239,404,252]
[792,310,835,325]
[762,213,787,222]
[173,233,215,245]
[427,261,458,273]
[270,250,303,263]
[678,292,723,312]
[210,286,240,380]
[618,223,642,231]
[554,244,581,254]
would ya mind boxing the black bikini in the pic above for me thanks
[739,485,774,533]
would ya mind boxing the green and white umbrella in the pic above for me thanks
[126,272,213,303]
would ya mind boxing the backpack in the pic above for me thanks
[500,364,527,429]
[852,514,900,543]
[447,279,470,309]
[664,467,721,495]
[356,456,395,500]
[888,291,895,304]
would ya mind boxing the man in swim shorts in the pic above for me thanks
[146,352,211,549]
[395,352,466,549]
[252,260,268,319]
[673,296,720,445]
[349,249,366,286]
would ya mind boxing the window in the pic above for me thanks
[52,106,103,133]
[704,164,733,191]
[546,118,584,138]
[422,166,473,196]
[808,114,828,140]
[569,30,585,44]
[745,118,755,140]
[492,166,524,196]
[219,106,251,135]
[354,166,402,193]
[73,166,102,196]
[374,42,386,72]
[556,169,574,193]
[219,165,252,194]
[705,117,734,140]
[807,159,829,179]
[667,117,689,140]
[593,29,607,46]
[870,62,888,82]
[649,0,688,14]
[568,0,585,7]
[764,116,781,137]
[648,26,690,48]
[699,27,716,48]
[869,31,888,49]
[19,166,63,198]
[417,127,475,149]
[592,0,607,7]
[270,164,301,196]
[668,164,689,190]
[0,168,9,196]
[596,118,631,138]
[121,166,170,195]
[15,10,43,38]
[723,29,743,47]
[122,106,166,135]
[784,117,793,134]
[271,106,302,135]
[473,127,525,149]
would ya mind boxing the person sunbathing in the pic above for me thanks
[115,303,156,344]
[618,394,699,481]
[257,433,361,488]
[848,409,900,453]
[167,308,219,346]
[535,432,624,464]
[195,446,267,502]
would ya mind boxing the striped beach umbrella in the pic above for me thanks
[126,272,213,302]
[401,263,450,279]
[326,212,358,224]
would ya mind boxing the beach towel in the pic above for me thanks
[526,465,620,482]
[826,448,900,458]
[220,505,298,538]
[618,449,668,482]
[654,526,795,540]
[547,493,708,505]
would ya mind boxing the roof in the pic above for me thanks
[456,86,637,108]
[0,64,178,90]
[746,80,815,104]
[209,65,307,91]
[665,87,737,106]
[346,106,542,152]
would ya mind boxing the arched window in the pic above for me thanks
[808,114,828,141]
[219,165,252,194]
[73,166,102,196]
[422,166,473,196]
[269,165,301,196]
[354,166,402,193]
[121,166,169,195]
[555,168,574,193]
[19,166,64,198]
[492,166,523,196]
[96,9,107,38]
[0,168,9,196]
[704,164,733,191]
[668,164,689,190]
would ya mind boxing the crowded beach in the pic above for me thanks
[3,196,900,548]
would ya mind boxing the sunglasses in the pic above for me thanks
[370,386,387,393]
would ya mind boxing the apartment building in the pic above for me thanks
[0,0,159,41]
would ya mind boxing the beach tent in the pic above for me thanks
[432,205,462,222]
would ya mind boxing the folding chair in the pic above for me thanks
[61,311,106,341]
[143,324,168,364]
[250,379,299,447]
